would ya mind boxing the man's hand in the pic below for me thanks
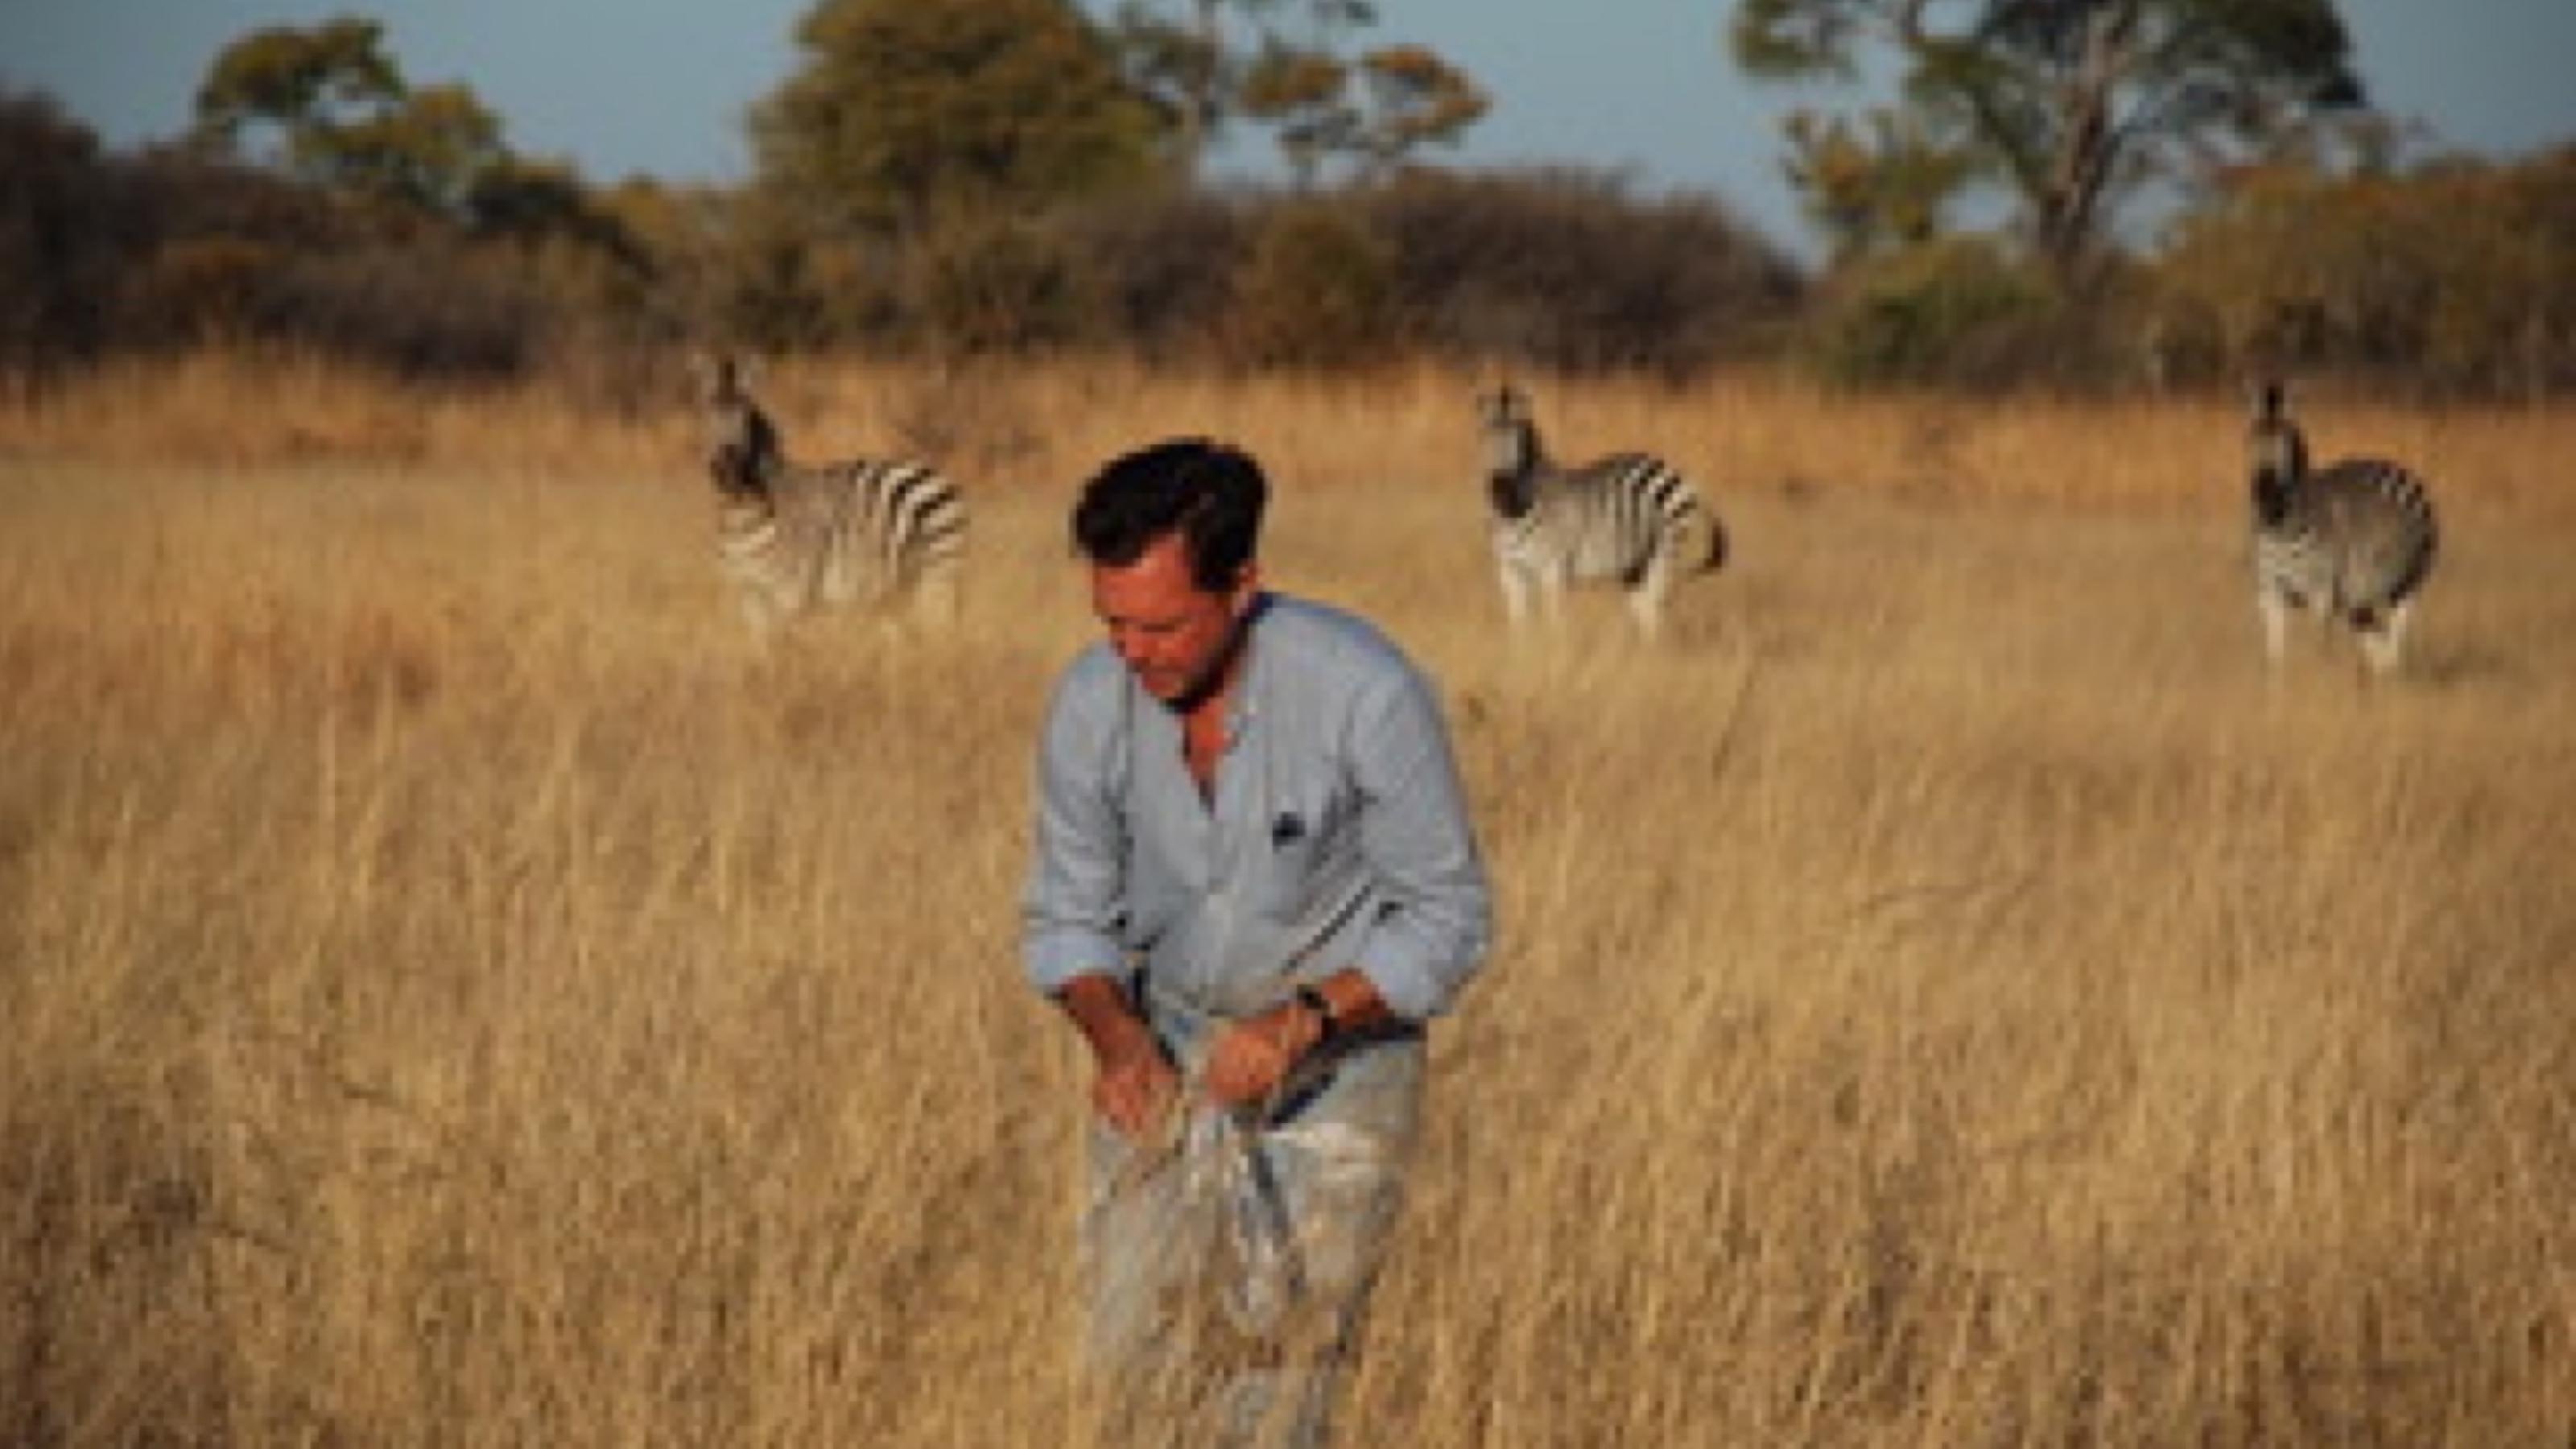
[1202,1000,1327,1110]
[1058,974,1180,1141]
[1092,1038,1181,1140]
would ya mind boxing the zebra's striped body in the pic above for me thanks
[699,357,968,637]
[2246,382,2438,676]
[1477,384,1725,639]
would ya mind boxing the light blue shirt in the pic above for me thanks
[1022,593,1491,1022]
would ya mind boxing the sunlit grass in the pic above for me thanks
[2,357,2571,1443]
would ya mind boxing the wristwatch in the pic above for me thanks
[1294,984,1338,1042]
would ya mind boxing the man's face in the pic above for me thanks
[1091,532,1257,708]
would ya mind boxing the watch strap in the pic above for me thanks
[1294,984,1337,1042]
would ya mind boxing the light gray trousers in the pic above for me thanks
[1080,994,1424,1448]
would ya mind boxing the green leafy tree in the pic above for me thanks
[751,0,1164,239]
[191,15,406,173]
[1346,44,1488,178]
[320,82,506,214]
[2155,146,2576,394]
[191,18,517,219]
[1241,42,1487,187]
[1105,1,1376,178]
[1103,1,1228,175]
[1105,1,1482,185]
[1781,107,1977,262]
[1732,0,2368,279]
[1238,43,1350,186]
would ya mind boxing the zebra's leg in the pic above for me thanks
[1625,556,1672,642]
[1623,583,1664,642]
[2257,589,2290,667]
[1496,559,1532,630]
[1537,564,1570,634]
[2357,600,2411,677]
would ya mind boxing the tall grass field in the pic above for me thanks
[4,356,2572,1445]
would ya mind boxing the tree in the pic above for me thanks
[1240,42,1487,187]
[2154,145,2576,395]
[320,82,506,215]
[1105,1,1374,179]
[191,15,405,174]
[750,0,1165,239]
[1348,45,1488,175]
[1731,0,2368,280]
[0,90,119,382]
[1105,1,1483,185]
[191,19,514,219]
[1779,108,1977,262]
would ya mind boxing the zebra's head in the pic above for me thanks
[698,353,779,502]
[2246,380,2309,522]
[1476,383,1542,517]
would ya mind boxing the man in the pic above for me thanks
[1022,439,1492,1446]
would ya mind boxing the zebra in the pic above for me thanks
[696,354,968,638]
[2244,382,2438,677]
[1476,382,1727,640]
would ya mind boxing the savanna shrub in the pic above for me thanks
[1052,189,1246,364]
[1802,237,2063,389]
[911,214,1089,357]
[1224,204,1400,369]
[1356,168,1803,375]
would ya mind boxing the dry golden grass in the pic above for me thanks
[3,357,2573,1445]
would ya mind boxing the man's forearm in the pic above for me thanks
[1055,972,1162,1065]
[1058,971,1182,1136]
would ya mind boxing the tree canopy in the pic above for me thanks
[192,17,509,216]
[1106,1,1484,185]
[751,0,1166,237]
[1732,0,2369,278]
[192,15,405,167]
[1240,40,1488,187]
[1105,0,1376,178]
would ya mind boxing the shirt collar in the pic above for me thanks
[1226,592,1277,741]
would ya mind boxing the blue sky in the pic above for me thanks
[5,0,2573,260]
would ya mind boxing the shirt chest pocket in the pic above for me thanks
[1253,790,1353,921]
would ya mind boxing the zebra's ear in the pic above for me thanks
[2253,378,2288,422]
[697,351,759,407]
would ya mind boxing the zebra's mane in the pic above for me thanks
[704,357,784,498]
[1480,385,1549,519]
[2248,381,2309,521]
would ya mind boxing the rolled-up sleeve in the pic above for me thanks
[1022,652,1131,997]
[1344,667,1491,1020]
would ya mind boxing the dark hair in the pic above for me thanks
[1072,438,1267,591]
